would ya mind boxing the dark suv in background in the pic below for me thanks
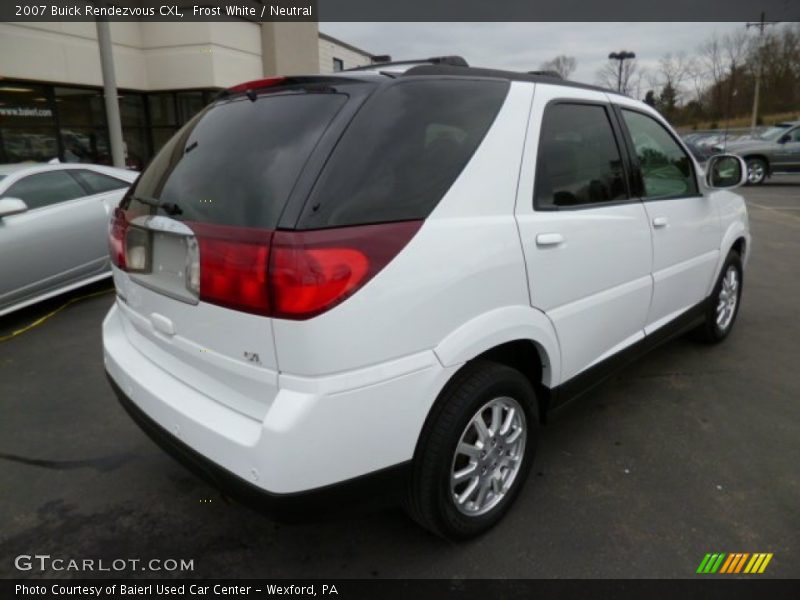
[714,120,800,184]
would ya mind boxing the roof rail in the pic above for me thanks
[527,70,563,79]
[345,55,469,72]
[402,64,617,95]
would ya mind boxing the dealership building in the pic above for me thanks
[0,22,382,168]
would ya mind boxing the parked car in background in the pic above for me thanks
[712,120,800,184]
[0,163,137,316]
[682,138,715,165]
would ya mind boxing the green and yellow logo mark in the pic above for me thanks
[697,553,773,574]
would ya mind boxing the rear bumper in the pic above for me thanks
[103,302,455,497]
[107,373,409,516]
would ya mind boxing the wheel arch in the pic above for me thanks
[707,223,750,297]
[731,236,746,259]
[432,306,561,422]
[433,305,561,390]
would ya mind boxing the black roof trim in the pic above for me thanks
[402,64,621,96]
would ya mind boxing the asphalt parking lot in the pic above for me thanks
[1,178,798,579]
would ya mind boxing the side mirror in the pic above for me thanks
[706,154,746,190]
[0,197,28,218]
[777,133,791,144]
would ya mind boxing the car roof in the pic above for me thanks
[324,63,619,96]
[0,162,38,176]
[231,57,621,99]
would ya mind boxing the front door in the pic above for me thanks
[0,169,107,308]
[615,105,720,334]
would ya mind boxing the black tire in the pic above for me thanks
[745,157,767,185]
[405,360,538,540]
[692,251,743,343]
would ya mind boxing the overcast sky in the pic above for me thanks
[320,22,748,89]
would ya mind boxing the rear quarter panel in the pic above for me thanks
[271,82,536,377]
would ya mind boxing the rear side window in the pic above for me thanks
[126,92,348,228]
[535,103,628,209]
[72,169,128,194]
[297,79,510,229]
[4,170,86,209]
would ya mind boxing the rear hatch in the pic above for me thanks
[109,74,511,418]
[108,79,366,419]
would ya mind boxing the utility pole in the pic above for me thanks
[96,17,125,168]
[746,12,778,133]
[608,51,636,93]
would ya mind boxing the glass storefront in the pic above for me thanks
[55,86,110,165]
[0,84,59,163]
[0,81,218,169]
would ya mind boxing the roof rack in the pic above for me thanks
[526,70,563,79]
[402,64,618,95]
[344,55,469,72]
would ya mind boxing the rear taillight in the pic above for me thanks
[108,209,150,273]
[112,216,421,319]
[108,207,128,269]
[189,223,274,316]
[270,221,421,319]
[187,220,422,319]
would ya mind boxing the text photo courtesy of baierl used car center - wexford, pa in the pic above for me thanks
[1,1,799,599]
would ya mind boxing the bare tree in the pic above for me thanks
[697,34,729,119]
[698,34,727,89]
[539,55,577,79]
[722,30,751,71]
[595,58,640,95]
[629,66,649,100]
[655,52,694,104]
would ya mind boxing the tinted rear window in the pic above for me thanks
[125,92,348,228]
[296,79,509,229]
[535,103,628,209]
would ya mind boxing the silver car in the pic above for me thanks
[714,121,800,184]
[0,163,137,316]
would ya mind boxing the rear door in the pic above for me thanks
[0,169,104,308]
[110,83,361,420]
[515,85,653,385]
[615,104,720,333]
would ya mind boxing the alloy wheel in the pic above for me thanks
[450,396,527,516]
[716,265,739,332]
[747,161,765,184]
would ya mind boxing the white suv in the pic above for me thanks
[103,58,750,539]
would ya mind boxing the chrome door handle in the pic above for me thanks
[652,217,669,228]
[536,233,564,247]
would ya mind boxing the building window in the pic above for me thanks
[0,80,216,168]
[333,58,344,72]
[119,94,147,171]
[55,86,110,165]
[0,83,59,163]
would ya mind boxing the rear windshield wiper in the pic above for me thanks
[131,194,182,216]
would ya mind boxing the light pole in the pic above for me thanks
[746,13,778,132]
[96,17,125,168]
[608,51,636,93]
